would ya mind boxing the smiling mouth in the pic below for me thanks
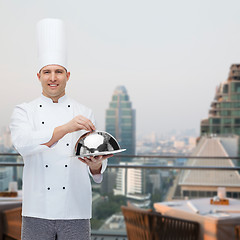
[48,84,58,87]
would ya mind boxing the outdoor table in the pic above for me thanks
[154,198,240,240]
[0,191,22,240]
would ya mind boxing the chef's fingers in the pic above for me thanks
[88,156,98,163]
[76,116,95,131]
[78,157,93,165]
[94,154,113,160]
[76,123,94,132]
[78,157,85,163]
[93,156,103,161]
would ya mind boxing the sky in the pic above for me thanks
[1,0,240,137]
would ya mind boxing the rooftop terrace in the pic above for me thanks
[0,147,239,239]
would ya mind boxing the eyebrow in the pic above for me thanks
[41,69,64,72]
[42,69,50,72]
[39,67,67,74]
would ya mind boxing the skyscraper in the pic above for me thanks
[106,86,150,205]
[200,64,240,155]
[105,86,136,160]
[201,64,240,136]
[175,64,240,199]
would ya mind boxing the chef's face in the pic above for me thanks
[37,65,70,103]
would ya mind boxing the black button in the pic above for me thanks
[66,143,69,146]
[39,105,42,107]
[45,165,48,168]
[68,105,70,107]
[65,165,68,167]
[42,122,44,124]
[47,187,50,190]
[63,187,65,189]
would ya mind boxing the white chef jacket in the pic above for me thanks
[10,94,107,220]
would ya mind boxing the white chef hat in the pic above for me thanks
[37,18,67,72]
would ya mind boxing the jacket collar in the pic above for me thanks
[40,94,68,104]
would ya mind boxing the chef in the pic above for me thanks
[9,18,112,240]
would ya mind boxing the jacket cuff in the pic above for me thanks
[88,158,108,183]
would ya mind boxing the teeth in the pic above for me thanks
[49,84,57,86]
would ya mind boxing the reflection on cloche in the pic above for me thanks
[75,131,126,157]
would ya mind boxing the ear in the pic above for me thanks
[37,73,41,81]
[67,72,70,81]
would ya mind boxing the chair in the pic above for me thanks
[121,205,199,240]
[236,225,240,240]
[2,207,22,240]
[2,207,59,240]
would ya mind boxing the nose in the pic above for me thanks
[50,72,57,82]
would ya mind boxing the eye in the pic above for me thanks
[43,70,50,74]
[56,70,63,74]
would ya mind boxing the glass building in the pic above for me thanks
[200,64,240,155]
[105,86,136,161]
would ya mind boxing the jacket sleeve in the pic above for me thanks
[9,104,55,157]
[88,159,108,183]
[86,110,108,183]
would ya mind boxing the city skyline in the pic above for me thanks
[1,1,240,136]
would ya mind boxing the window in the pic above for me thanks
[234,128,240,134]
[191,191,197,197]
[222,118,232,124]
[220,110,231,116]
[121,118,132,124]
[212,126,220,134]
[106,109,116,116]
[122,109,132,115]
[233,102,240,108]
[120,102,131,108]
[210,118,220,124]
[231,94,240,100]
[235,118,240,124]
[223,84,228,94]
[223,96,229,101]
[183,191,189,197]
[120,95,129,101]
[206,191,212,197]
[220,102,231,108]
[110,102,117,108]
[112,95,118,101]
[106,118,115,125]
[232,110,240,116]
[222,127,232,134]
[199,191,205,197]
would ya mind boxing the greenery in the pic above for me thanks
[91,193,127,229]
[90,218,104,230]
[94,194,126,220]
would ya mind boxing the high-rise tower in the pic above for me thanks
[200,64,240,156]
[105,86,136,160]
[201,64,240,136]
[176,64,240,199]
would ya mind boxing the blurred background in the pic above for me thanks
[1,1,240,238]
[1,0,240,136]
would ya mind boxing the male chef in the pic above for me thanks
[9,18,112,240]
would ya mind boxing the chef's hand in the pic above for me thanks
[78,155,113,174]
[65,115,96,133]
[43,115,95,147]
